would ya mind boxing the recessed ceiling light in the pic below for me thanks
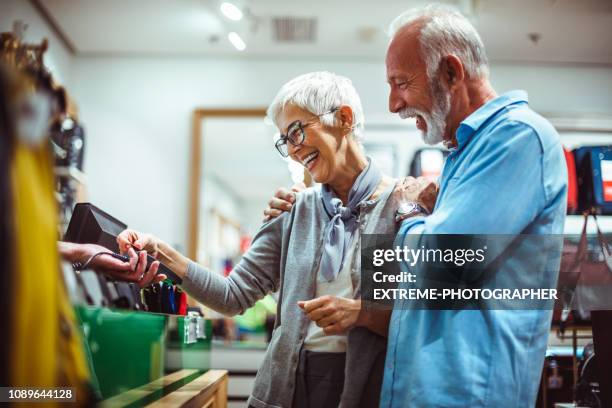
[228,32,246,51]
[220,2,243,21]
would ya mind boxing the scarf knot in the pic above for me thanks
[329,198,355,221]
[319,158,382,282]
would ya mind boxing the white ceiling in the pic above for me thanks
[39,0,612,64]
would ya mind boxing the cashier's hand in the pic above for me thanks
[59,242,165,287]
[61,242,132,275]
[262,182,306,222]
[117,229,161,258]
[393,176,439,214]
[298,296,361,335]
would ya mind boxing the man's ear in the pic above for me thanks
[440,55,465,90]
[338,105,354,134]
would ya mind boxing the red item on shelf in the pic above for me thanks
[178,290,188,315]
[240,235,252,253]
[223,259,233,277]
[564,147,578,213]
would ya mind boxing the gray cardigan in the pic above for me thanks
[181,182,400,408]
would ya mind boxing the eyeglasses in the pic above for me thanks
[274,108,338,157]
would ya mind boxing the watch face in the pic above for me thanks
[398,202,418,216]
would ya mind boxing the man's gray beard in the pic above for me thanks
[426,80,451,145]
[399,81,451,145]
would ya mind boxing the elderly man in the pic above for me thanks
[265,5,567,408]
[380,6,566,407]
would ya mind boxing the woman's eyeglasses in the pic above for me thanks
[275,108,338,158]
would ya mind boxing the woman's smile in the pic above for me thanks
[302,151,320,172]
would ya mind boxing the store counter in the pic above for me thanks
[76,306,226,407]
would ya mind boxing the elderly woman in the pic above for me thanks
[117,71,433,408]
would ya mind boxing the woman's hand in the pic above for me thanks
[298,296,362,335]
[117,229,190,281]
[117,229,160,258]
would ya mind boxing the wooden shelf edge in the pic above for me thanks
[145,370,228,408]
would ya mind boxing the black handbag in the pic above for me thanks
[558,212,612,323]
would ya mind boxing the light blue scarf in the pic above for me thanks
[319,158,382,282]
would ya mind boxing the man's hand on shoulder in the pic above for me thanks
[262,182,306,222]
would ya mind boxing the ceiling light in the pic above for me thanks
[228,32,246,51]
[220,2,243,21]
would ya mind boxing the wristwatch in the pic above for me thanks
[395,202,429,223]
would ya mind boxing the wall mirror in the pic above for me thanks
[189,109,297,271]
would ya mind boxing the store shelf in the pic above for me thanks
[76,306,212,400]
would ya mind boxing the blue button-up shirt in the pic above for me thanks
[380,91,567,408]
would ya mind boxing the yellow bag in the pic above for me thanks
[10,141,91,406]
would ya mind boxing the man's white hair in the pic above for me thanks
[388,4,489,82]
[266,71,365,143]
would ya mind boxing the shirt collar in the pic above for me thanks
[453,90,529,151]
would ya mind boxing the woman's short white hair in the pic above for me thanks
[266,71,365,143]
[388,4,489,82]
